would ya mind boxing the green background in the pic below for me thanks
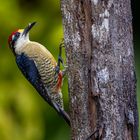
[0,0,139,140]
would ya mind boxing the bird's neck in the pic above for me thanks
[15,38,30,55]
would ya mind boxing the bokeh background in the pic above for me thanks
[0,0,139,140]
[0,0,70,140]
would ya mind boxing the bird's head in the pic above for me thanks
[8,22,36,54]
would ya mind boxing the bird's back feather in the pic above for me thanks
[16,54,70,125]
[16,41,63,108]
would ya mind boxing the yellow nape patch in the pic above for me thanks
[18,29,24,33]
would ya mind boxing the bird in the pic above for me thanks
[8,22,70,126]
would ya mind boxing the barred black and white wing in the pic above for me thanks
[16,53,70,126]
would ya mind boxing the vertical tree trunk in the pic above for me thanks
[61,0,138,140]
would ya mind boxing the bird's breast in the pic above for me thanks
[21,41,60,93]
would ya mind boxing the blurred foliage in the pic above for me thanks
[0,0,69,140]
[0,0,139,140]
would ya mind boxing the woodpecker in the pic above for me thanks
[8,22,70,125]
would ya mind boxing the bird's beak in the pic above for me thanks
[22,22,36,36]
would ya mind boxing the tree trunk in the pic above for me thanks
[61,0,138,140]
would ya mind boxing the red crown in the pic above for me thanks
[8,29,18,45]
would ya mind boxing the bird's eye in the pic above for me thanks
[12,32,20,42]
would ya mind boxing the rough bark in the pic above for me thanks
[61,0,138,140]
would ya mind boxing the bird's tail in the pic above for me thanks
[38,86,71,126]
[52,101,71,126]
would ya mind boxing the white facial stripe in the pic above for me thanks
[14,33,30,54]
